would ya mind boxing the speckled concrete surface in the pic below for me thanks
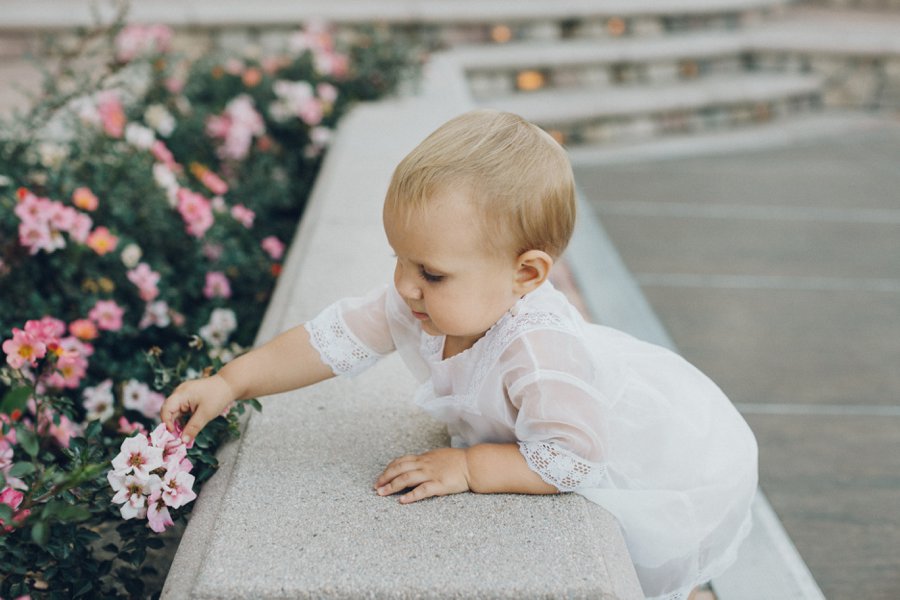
[162,89,642,598]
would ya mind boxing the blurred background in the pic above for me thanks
[2,0,898,598]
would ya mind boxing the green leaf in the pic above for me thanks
[145,537,165,549]
[31,520,49,546]
[248,398,262,412]
[84,420,102,439]
[0,503,13,522]
[16,426,39,457]
[0,386,30,415]
[56,504,92,523]
[8,462,36,478]
[74,580,94,597]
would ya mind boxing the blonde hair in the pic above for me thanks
[384,109,575,259]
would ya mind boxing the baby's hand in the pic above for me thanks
[160,375,236,444]
[374,448,470,504]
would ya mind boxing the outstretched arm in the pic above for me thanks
[374,443,558,504]
[161,324,334,443]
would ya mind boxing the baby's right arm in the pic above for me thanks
[160,323,334,443]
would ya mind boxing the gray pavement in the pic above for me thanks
[575,122,900,599]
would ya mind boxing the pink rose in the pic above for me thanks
[88,300,125,332]
[260,236,285,260]
[203,271,232,299]
[230,204,255,228]
[2,328,47,369]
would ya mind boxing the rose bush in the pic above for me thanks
[0,14,416,599]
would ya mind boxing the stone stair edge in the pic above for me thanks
[450,31,749,71]
[1,0,787,30]
[483,72,822,123]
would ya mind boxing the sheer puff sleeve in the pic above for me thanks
[505,329,611,492]
[303,285,396,377]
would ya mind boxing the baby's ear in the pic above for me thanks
[514,250,553,294]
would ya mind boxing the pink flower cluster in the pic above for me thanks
[287,22,349,78]
[15,188,92,255]
[108,424,196,533]
[176,188,215,238]
[114,24,173,63]
[2,317,92,391]
[206,94,265,161]
[127,262,161,302]
[270,81,334,127]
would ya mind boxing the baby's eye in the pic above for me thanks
[419,267,444,283]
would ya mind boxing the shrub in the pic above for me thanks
[0,11,416,598]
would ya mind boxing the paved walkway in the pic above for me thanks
[574,120,900,600]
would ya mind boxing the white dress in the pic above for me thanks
[304,281,758,599]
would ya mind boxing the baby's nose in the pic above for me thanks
[399,281,423,300]
[394,268,423,300]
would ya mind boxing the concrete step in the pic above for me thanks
[459,31,749,98]
[481,72,822,144]
[564,111,888,166]
[746,7,900,109]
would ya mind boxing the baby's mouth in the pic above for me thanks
[411,308,429,321]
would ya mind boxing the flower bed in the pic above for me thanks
[0,16,415,599]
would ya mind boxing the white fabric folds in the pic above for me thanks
[304,281,758,599]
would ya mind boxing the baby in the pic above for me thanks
[161,109,758,599]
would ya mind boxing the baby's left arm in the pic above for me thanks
[374,444,558,504]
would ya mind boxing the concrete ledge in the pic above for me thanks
[162,63,642,598]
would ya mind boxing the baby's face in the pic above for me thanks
[384,190,522,355]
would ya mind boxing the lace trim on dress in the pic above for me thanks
[518,441,607,492]
[467,310,576,402]
[303,303,381,377]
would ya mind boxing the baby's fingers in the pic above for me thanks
[374,456,418,488]
[160,390,191,431]
[376,468,429,497]
[399,481,442,504]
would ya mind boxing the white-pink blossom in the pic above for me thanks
[199,308,237,348]
[109,423,195,532]
[111,433,164,480]
[122,379,165,420]
[83,379,115,422]
[160,468,196,509]
[139,300,172,329]
[146,489,174,532]
[108,471,159,520]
